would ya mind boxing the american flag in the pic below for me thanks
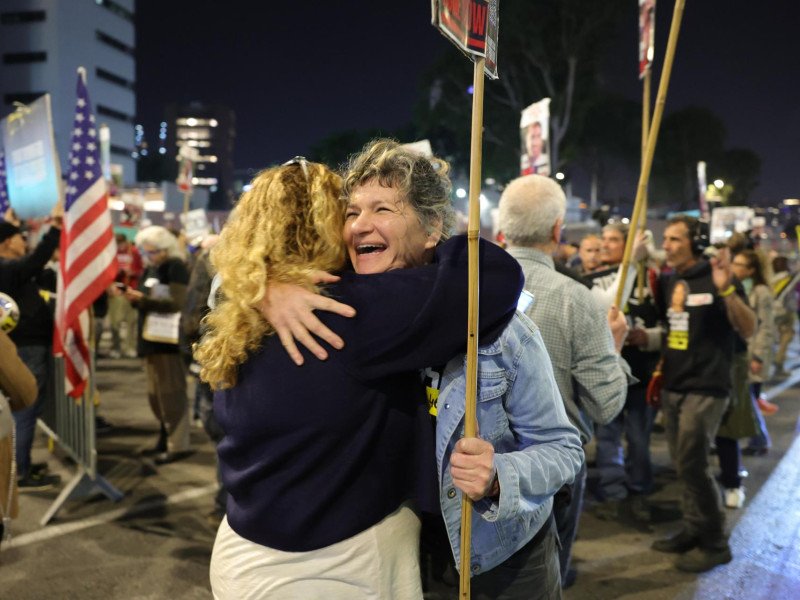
[54,69,118,398]
[0,149,9,217]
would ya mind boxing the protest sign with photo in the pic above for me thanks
[1,94,62,219]
[400,139,434,158]
[519,98,551,176]
[431,0,499,79]
[176,144,198,194]
[180,208,210,240]
[639,0,656,78]
[710,206,755,244]
[697,161,708,218]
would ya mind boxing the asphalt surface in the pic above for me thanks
[2,332,799,600]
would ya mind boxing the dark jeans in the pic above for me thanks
[196,380,226,512]
[661,390,730,547]
[595,386,655,500]
[13,345,52,476]
[715,436,741,489]
[421,513,562,600]
[554,459,586,581]
[471,516,561,600]
[748,382,771,450]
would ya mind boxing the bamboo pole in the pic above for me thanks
[459,56,486,600]
[636,67,652,302]
[615,0,687,308]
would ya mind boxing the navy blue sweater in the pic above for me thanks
[215,236,523,551]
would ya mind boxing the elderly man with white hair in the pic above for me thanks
[497,174,630,589]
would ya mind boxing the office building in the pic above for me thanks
[0,0,136,183]
[164,102,235,210]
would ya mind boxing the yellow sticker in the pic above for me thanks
[667,330,689,350]
[426,386,439,417]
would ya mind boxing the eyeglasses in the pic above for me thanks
[141,248,165,257]
[282,156,310,183]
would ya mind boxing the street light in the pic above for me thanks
[714,179,724,189]
[555,172,565,181]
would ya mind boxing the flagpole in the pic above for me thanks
[636,67,652,302]
[616,0,687,309]
[459,56,485,600]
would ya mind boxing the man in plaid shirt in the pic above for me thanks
[498,174,630,589]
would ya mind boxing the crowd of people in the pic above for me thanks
[0,139,798,598]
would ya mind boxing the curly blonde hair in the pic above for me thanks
[343,138,455,239]
[195,161,347,389]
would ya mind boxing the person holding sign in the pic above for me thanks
[199,158,534,599]
[257,142,582,599]
[117,226,190,464]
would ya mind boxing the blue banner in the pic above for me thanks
[1,94,61,219]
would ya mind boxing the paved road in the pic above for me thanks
[2,337,800,599]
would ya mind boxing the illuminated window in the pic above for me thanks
[176,127,211,140]
[176,117,217,127]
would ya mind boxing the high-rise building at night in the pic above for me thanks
[165,102,235,210]
[0,0,136,183]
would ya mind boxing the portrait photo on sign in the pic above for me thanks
[519,98,551,177]
[639,0,656,77]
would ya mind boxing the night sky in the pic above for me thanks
[136,1,800,204]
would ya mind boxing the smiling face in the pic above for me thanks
[343,179,440,274]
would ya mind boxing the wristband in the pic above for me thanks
[718,285,735,298]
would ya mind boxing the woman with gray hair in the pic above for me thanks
[260,142,581,598]
[118,225,190,463]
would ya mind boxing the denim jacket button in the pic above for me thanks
[444,403,450,410]
[471,564,481,573]
[447,488,457,499]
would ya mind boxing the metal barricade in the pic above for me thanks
[37,353,123,525]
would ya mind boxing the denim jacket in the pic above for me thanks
[435,312,584,576]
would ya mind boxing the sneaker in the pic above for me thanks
[18,471,61,491]
[29,462,49,477]
[756,394,778,415]
[652,528,699,553]
[773,366,789,379]
[674,545,732,573]
[123,349,138,359]
[630,494,652,522]
[95,415,114,434]
[108,349,122,359]
[594,499,623,521]
[724,487,745,509]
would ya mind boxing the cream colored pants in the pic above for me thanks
[210,503,422,600]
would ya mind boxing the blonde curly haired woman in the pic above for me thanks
[198,158,523,599]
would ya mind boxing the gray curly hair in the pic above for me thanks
[342,138,455,240]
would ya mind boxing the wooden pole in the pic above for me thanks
[459,56,486,600]
[636,67,652,302]
[183,189,191,220]
[615,0,687,308]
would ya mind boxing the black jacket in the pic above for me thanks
[0,227,60,347]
